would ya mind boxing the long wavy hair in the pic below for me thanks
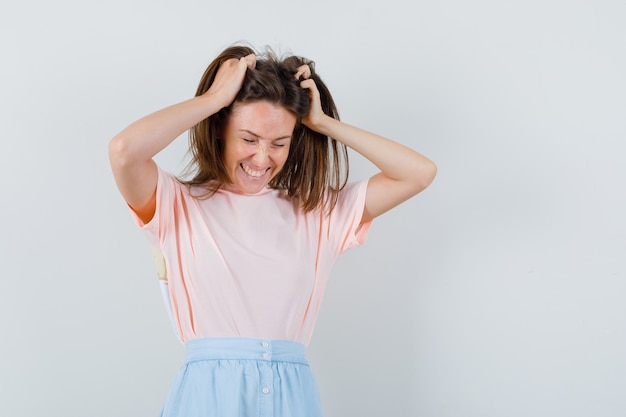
[180,44,349,213]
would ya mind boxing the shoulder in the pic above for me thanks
[335,179,370,207]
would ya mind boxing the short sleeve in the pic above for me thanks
[326,178,372,255]
[127,165,182,247]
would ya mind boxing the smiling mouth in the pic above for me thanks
[241,163,270,178]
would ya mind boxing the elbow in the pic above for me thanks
[411,159,438,195]
[108,134,134,169]
[425,159,438,185]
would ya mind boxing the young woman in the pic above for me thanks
[109,43,437,417]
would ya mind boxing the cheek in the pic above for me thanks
[223,141,245,165]
[277,148,291,166]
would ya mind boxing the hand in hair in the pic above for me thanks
[203,53,256,109]
[294,64,311,81]
[298,65,328,132]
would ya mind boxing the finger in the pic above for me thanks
[241,53,256,69]
[300,79,322,103]
[299,78,317,91]
[294,64,311,80]
[239,54,256,69]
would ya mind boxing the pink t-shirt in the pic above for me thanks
[131,166,372,346]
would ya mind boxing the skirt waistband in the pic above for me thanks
[184,337,308,365]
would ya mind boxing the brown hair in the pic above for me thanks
[181,43,349,213]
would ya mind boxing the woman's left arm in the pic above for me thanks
[300,79,437,223]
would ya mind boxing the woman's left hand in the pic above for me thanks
[293,64,437,224]
[296,65,328,131]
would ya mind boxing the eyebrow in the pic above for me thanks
[239,129,291,141]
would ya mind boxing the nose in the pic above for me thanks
[252,143,270,165]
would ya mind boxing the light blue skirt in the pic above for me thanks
[160,337,324,417]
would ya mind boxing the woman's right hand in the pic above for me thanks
[204,54,256,109]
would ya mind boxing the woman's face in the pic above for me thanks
[223,100,296,194]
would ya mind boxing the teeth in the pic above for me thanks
[242,164,266,178]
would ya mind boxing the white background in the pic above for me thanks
[1,0,625,416]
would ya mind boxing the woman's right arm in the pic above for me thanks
[108,54,255,223]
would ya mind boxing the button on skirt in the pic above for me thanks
[159,337,324,417]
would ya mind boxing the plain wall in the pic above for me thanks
[1,0,625,416]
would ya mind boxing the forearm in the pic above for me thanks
[314,115,436,188]
[109,93,223,166]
